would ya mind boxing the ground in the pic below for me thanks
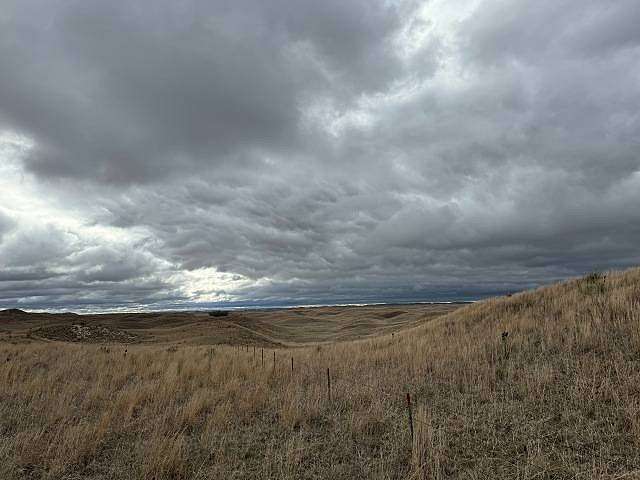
[2,270,640,479]
[0,303,460,347]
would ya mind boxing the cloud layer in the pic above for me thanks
[1,0,639,311]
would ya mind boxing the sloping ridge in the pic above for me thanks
[385,267,640,476]
[0,309,28,315]
[416,268,639,341]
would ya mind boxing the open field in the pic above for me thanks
[2,269,640,479]
[0,303,460,347]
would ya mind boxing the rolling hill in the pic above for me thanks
[1,269,639,479]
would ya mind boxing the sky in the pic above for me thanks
[1,0,639,312]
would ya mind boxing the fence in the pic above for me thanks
[197,343,433,444]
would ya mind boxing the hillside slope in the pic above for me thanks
[0,304,460,347]
[1,269,639,479]
[398,267,640,478]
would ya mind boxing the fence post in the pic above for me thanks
[327,368,331,402]
[291,356,294,373]
[261,348,264,368]
[273,351,276,370]
[406,392,414,441]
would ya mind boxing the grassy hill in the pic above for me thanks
[0,304,459,347]
[1,269,639,479]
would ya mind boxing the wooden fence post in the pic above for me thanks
[273,351,276,370]
[406,392,414,441]
[291,356,294,373]
[327,368,331,402]
[261,348,264,367]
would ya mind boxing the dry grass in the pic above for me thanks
[2,268,640,479]
[0,303,459,347]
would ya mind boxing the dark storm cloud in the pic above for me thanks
[0,0,405,183]
[1,0,640,311]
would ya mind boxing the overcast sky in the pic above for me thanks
[1,0,639,311]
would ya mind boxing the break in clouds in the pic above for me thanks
[1,0,639,311]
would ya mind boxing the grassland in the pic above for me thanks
[1,269,640,479]
[0,303,459,347]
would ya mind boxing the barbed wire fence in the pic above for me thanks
[206,342,435,447]
[3,336,444,477]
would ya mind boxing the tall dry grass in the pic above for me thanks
[1,268,640,478]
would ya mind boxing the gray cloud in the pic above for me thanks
[0,211,15,241]
[0,0,406,183]
[1,0,639,311]
[0,221,184,310]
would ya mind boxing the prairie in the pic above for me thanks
[1,269,640,479]
[0,303,459,347]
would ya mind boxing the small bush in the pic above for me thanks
[579,271,606,295]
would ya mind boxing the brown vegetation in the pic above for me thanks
[1,269,640,479]
[0,303,457,348]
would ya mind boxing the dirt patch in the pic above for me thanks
[34,324,138,344]
[379,310,406,319]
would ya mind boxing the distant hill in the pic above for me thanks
[0,308,28,315]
